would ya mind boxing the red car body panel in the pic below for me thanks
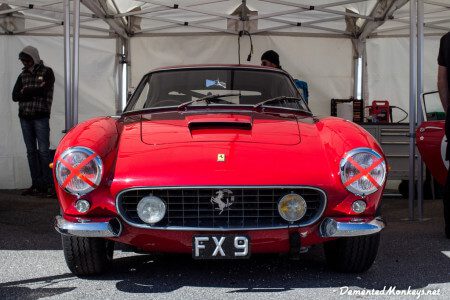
[54,66,386,255]
[416,121,448,185]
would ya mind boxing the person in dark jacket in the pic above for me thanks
[260,50,309,103]
[12,45,55,196]
[438,32,450,238]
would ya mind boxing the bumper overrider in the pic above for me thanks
[55,216,122,237]
[54,216,384,238]
[320,217,385,237]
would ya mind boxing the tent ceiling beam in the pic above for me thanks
[13,23,61,34]
[259,0,374,20]
[81,0,128,38]
[109,0,128,30]
[359,0,408,40]
[249,8,311,21]
[12,13,63,25]
[260,16,350,35]
[1,0,95,18]
[136,15,235,34]
[138,0,240,20]
[395,6,446,19]
[423,0,450,9]
[269,16,344,26]
[114,5,168,18]
[114,0,228,19]
[378,18,450,33]
[253,23,350,35]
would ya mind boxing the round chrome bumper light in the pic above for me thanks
[137,195,166,224]
[278,193,307,222]
[75,199,90,213]
[352,200,367,214]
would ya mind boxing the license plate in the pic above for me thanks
[192,235,250,259]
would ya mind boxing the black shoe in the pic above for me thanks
[21,186,40,196]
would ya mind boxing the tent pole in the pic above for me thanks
[417,0,425,220]
[72,0,80,126]
[115,37,122,115]
[63,0,71,131]
[125,37,131,108]
[409,0,418,220]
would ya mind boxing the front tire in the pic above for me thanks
[324,233,380,273]
[62,235,114,276]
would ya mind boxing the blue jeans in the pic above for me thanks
[20,117,53,190]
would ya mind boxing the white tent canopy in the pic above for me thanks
[1,1,449,220]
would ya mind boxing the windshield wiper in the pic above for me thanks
[178,93,240,109]
[253,96,312,114]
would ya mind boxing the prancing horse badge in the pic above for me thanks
[217,154,225,162]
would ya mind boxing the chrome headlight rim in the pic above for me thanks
[55,146,103,196]
[340,147,386,197]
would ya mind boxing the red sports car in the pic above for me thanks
[416,91,448,186]
[54,65,386,275]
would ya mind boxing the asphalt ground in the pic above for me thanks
[0,189,449,300]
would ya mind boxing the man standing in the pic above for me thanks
[438,32,450,238]
[12,46,55,196]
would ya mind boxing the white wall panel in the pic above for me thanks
[131,35,353,117]
[0,36,116,189]
[367,36,441,122]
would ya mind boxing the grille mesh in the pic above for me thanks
[117,187,326,229]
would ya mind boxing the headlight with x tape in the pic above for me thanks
[55,146,103,196]
[340,148,386,196]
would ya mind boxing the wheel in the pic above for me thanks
[62,235,114,276]
[324,233,380,273]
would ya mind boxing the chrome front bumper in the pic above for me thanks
[55,216,122,237]
[320,217,385,238]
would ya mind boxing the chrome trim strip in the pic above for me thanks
[54,216,122,237]
[320,217,385,237]
[115,185,327,231]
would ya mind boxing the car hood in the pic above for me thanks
[139,111,301,145]
[112,111,339,192]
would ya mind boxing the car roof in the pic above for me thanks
[147,64,289,75]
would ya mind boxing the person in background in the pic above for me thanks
[12,45,55,197]
[260,50,309,104]
[438,31,450,238]
[261,50,282,69]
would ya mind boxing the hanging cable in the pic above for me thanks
[237,30,254,64]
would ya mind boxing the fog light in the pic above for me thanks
[75,199,90,213]
[352,200,367,214]
[137,195,166,224]
[278,193,307,222]
[321,218,338,237]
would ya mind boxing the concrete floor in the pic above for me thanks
[0,189,449,299]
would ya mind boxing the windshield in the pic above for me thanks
[125,68,308,112]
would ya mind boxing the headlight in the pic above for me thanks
[55,147,103,196]
[137,195,166,224]
[340,148,386,196]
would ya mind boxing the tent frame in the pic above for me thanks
[2,0,450,220]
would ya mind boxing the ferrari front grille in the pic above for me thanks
[116,186,326,230]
